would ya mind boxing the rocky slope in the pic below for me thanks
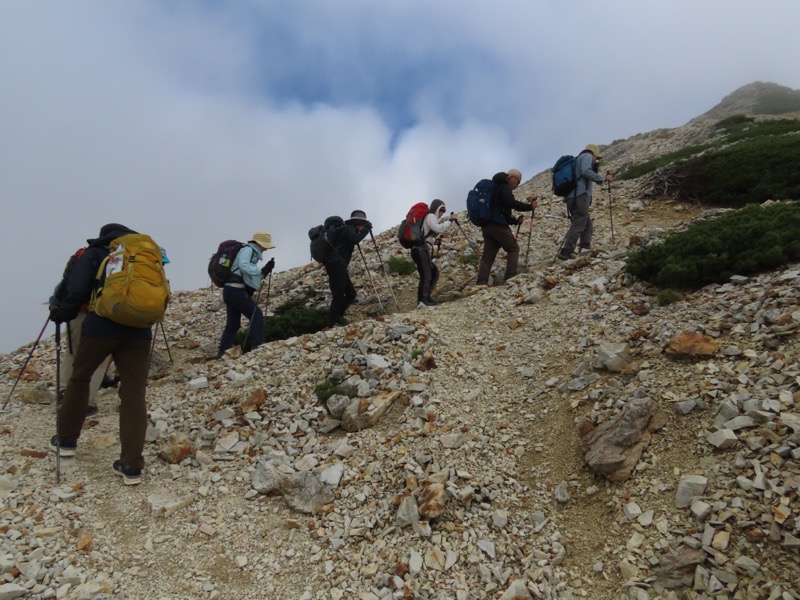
[1,84,798,600]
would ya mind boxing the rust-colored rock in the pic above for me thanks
[665,331,720,357]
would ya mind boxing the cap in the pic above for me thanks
[507,169,522,182]
[251,231,276,249]
[346,209,369,225]
[160,247,170,264]
[584,144,603,159]
[98,223,127,237]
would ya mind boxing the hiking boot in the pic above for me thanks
[556,252,574,261]
[112,460,142,486]
[50,436,76,458]
[424,298,438,305]
[86,405,99,417]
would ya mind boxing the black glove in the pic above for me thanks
[261,258,275,276]
[49,306,66,324]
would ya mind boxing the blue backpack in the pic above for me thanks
[466,179,501,226]
[552,155,577,198]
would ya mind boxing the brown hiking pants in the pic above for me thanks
[58,335,151,469]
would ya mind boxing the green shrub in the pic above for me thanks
[656,289,684,306]
[388,255,416,275]
[264,304,329,342]
[754,89,800,115]
[458,253,479,267]
[673,134,800,207]
[314,375,346,404]
[626,202,800,289]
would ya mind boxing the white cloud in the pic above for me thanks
[1,0,799,353]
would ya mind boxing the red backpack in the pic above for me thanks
[397,202,430,249]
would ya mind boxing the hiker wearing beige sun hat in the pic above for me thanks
[217,230,277,356]
[556,145,613,261]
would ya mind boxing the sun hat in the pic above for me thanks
[346,210,369,225]
[251,231,276,249]
[584,144,603,159]
[160,247,170,264]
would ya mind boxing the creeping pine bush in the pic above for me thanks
[387,255,416,275]
[673,135,800,207]
[626,202,800,289]
[263,298,329,342]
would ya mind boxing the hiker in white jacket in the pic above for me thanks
[413,199,456,307]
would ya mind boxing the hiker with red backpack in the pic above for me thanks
[217,232,276,357]
[475,169,538,286]
[408,199,456,307]
[48,223,170,485]
[50,245,109,417]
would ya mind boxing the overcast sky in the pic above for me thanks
[2,0,799,355]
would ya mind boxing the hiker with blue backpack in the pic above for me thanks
[474,169,538,286]
[556,144,613,260]
[217,232,276,357]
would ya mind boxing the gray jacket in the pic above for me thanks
[568,151,606,204]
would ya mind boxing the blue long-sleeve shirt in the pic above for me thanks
[229,242,264,291]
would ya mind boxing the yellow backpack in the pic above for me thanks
[91,233,171,328]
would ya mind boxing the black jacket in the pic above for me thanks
[490,172,534,226]
[57,226,152,340]
[329,223,370,266]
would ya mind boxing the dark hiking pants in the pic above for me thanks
[411,245,439,302]
[476,223,520,285]
[325,262,356,325]
[220,285,264,353]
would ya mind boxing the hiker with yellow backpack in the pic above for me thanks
[48,223,171,486]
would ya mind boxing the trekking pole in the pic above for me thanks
[159,322,173,365]
[241,283,265,352]
[368,231,399,309]
[3,317,50,410]
[263,271,272,317]
[357,243,385,313]
[550,203,572,265]
[524,208,535,272]
[451,215,494,282]
[607,171,616,247]
[54,323,62,483]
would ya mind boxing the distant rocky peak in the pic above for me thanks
[693,81,800,122]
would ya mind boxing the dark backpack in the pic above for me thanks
[552,155,577,198]
[50,247,87,309]
[208,240,245,287]
[309,217,344,263]
[397,202,430,249]
[466,179,499,226]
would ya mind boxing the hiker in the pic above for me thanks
[557,144,613,260]
[325,210,372,327]
[475,169,538,286]
[160,247,170,265]
[218,232,276,356]
[412,199,456,307]
[47,223,160,485]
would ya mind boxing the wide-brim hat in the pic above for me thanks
[584,144,603,159]
[251,231,276,249]
[346,209,369,225]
